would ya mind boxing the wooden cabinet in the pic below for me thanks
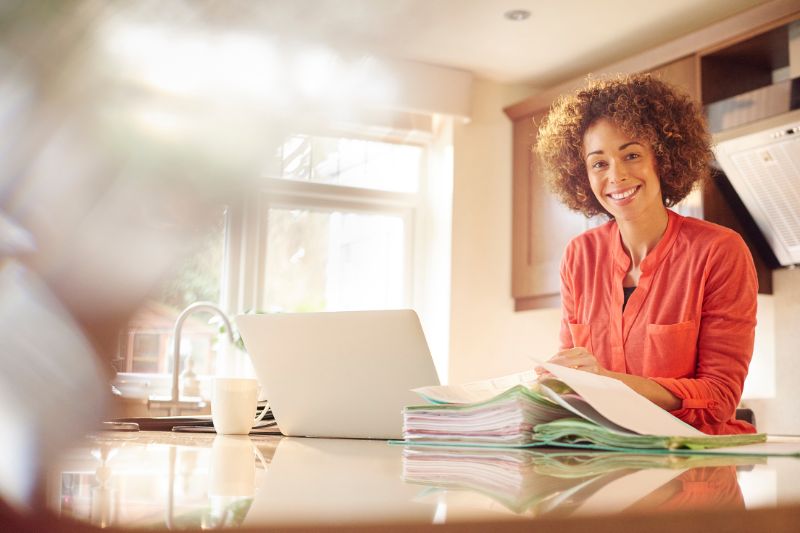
[505,2,800,310]
[511,110,586,311]
[648,55,700,100]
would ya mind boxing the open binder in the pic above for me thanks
[397,363,799,456]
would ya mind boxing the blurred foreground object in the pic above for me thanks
[0,0,416,513]
[0,0,298,510]
[0,259,108,508]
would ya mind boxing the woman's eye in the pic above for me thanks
[591,160,607,169]
[625,153,640,160]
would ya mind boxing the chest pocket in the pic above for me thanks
[567,323,593,353]
[643,320,698,378]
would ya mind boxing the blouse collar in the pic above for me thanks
[611,209,684,276]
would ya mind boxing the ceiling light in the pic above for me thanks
[504,9,530,21]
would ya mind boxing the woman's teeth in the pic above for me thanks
[609,187,638,200]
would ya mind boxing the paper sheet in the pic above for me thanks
[539,384,633,434]
[413,370,538,404]
[541,363,704,437]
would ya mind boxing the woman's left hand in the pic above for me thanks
[545,347,607,375]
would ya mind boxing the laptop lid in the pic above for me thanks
[235,309,439,439]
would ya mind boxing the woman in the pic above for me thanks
[535,74,757,435]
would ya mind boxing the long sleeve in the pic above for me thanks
[649,231,757,434]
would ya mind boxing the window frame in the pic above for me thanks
[225,135,430,316]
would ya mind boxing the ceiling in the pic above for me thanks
[191,0,772,88]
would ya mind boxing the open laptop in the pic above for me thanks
[235,309,440,439]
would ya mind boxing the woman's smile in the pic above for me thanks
[607,185,641,203]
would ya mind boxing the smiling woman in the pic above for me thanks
[534,74,759,436]
[583,119,666,225]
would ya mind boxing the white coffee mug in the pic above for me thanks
[211,377,269,435]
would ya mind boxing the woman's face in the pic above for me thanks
[582,118,664,223]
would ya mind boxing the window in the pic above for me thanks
[224,124,453,382]
[270,134,422,192]
[115,122,453,400]
[264,208,407,312]
[130,333,160,374]
[242,133,425,314]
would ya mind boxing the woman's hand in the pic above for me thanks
[537,347,607,376]
[536,347,682,411]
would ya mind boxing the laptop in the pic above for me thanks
[235,309,440,439]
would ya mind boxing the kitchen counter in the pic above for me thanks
[41,431,800,532]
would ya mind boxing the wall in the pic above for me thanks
[449,79,561,384]
[747,268,800,434]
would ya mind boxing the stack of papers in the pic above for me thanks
[400,364,781,454]
[404,385,570,445]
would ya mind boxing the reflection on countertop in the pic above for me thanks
[402,447,756,518]
[53,432,276,530]
[48,432,800,529]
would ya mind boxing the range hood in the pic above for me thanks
[709,21,800,267]
[712,107,800,266]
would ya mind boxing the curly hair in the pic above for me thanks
[535,73,712,218]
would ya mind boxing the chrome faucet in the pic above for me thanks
[148,302,235,416]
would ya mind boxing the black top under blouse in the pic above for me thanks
[623,286,636,310]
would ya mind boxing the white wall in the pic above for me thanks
[449,79,561,384]
[743,294,776,399]
[746,268,800,434]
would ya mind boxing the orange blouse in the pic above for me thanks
[559,210,758,435]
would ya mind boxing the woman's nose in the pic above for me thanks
[608,161,628,183]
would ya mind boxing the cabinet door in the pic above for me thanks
[512,110,587,311]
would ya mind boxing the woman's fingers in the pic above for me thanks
[554,347,589,357]
[549,353,589,368]
[546,347,603,373]
[537,346,605,377]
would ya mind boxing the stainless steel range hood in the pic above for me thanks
[709,21,800,267]
[712,107,800,266]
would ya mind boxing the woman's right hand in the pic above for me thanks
[536,346,607,377]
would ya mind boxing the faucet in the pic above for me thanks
[148,302,235,416]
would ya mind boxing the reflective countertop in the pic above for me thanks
[49,432,800,530]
